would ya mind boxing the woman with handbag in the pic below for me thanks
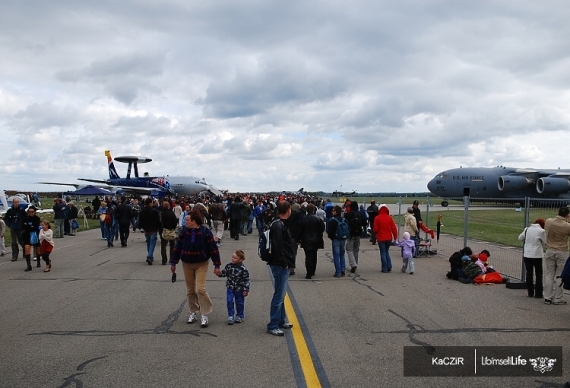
[159,200,178,265]
[22,206,41,271]
[97,201,108,241]
[170,209,221,328]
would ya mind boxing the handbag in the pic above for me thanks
[162,228,176,241]
[99,214,106,222]
[30,231,39,245]
[71,220,79,229]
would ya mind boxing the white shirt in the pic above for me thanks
[518,223,546,259]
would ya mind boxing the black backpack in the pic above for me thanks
[348,212,363,236]
[258,220,277,262]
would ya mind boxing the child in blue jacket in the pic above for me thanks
[395,232,416,274]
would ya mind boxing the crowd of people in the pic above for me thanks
[4,190,570,333]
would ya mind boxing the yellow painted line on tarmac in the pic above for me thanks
[284,293,322,388]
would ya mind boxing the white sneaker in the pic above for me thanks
[33,257,37,261]
[187,312,197,324]
[200,315,208,328]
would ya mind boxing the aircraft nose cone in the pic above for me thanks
[427,178,436,192]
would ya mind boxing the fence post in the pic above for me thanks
[463,195,469,248]
[425,196,430,237]
[521,197,530,282]
[397,196,402,230]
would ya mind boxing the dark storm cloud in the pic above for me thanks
[197,55,346,118]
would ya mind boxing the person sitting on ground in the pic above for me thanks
[474,250,491,274]
[446,246,473,280]
[459,250,492,283]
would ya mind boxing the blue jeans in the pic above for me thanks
[99,221,106,239]
[378,240,392,272]
[267,265,289,330]
[105,224,113,246]
[227,288,245,318]
[131,216,139,231]
[256,218,264,235]
[332,239,346,276]
[145,232,157,260]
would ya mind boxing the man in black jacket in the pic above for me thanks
[298,204,325,279]
[229,196,242,240]
[345,200,367,273]
[138,197,161,265]
[5,198,26,261]
[114,196,133,247]
[266,201,295,336]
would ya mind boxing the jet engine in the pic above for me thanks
[498,175,533,192]
[536,177,570,194]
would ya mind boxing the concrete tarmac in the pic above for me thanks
[0,225,568,387]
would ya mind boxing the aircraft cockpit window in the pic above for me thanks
[437,174,449,179]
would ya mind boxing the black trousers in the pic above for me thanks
[41,252,51,265]
[524,257,543,297]
[119,223,130,246]
[230,219,241,239]
[304,248,318,277]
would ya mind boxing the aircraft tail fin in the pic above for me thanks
[0,190,8,212]
[105,150,121,180]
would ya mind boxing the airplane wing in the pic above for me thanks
[78,178,111,185]
[37,181,84,188]
[78,178,172,196]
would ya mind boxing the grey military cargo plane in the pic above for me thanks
[427,166,570,200]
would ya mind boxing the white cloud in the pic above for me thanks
[2,0,570,194]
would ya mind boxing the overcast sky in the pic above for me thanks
[2,1,570,194]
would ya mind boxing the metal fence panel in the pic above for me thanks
[387,196,568,281]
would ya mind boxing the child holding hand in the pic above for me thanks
[395,232,416,274]
[217,250,250,325]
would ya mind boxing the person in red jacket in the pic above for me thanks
[372,204,398,273]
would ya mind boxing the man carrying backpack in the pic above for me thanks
[326,205,348,278]
[266,201,295,337]
[345,200,366,273]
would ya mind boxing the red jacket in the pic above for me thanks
[372,205,398,242]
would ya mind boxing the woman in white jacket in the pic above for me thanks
[518,218,546,298]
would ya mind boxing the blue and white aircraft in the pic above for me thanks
[83,151,216,196]
[75,151,174,196]
[40,151,218,197]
